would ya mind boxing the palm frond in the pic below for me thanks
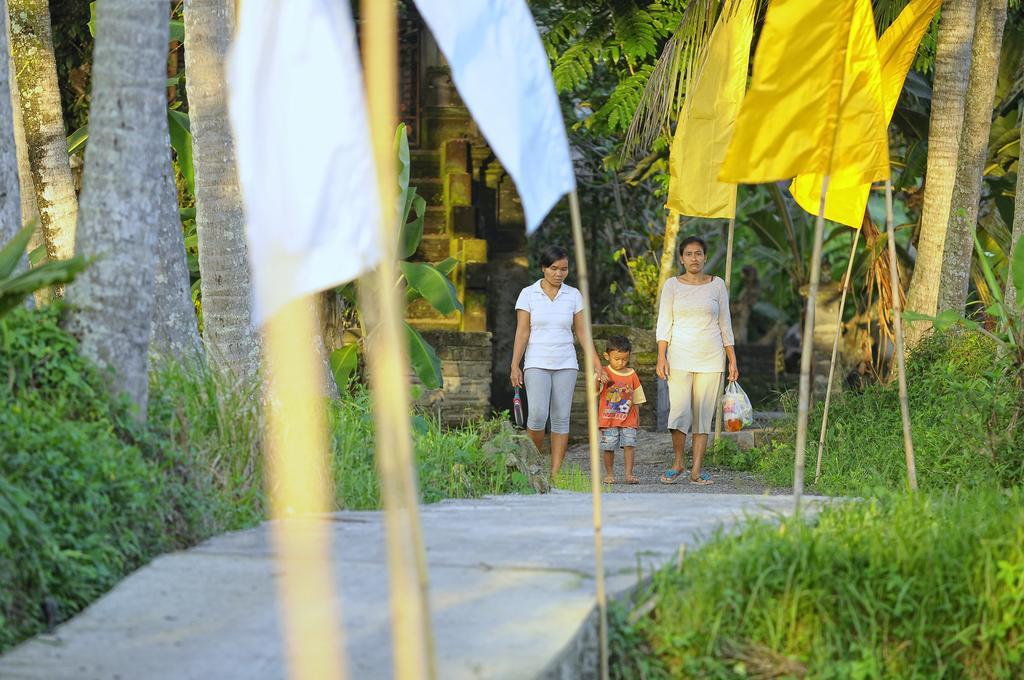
[872,0,912,31]
[621,0,724,160]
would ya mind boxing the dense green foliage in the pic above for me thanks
[751,331,1024,495]
[0,306,211,651]
[615,330,1024,677]
[0,307,530,651]
[612,490,1024,679]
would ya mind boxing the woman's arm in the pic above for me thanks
[725,345,739,382]
[718,279,739,381]
[655,280,673,380]
[510,309,531,387]
[572,310,605,377]
[656,341,670,380]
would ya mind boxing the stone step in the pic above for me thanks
[423,206,446,234]
[414,233,450,262]
[409,149,440,177]
[410,177,444,207]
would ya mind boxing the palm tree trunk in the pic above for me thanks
[151,142,201,360]
[64,0,168,416]
[938,0,1007,314]
[0,0,22,252]
[1007,83,1024,316]
[656,209,681,303]
[905,0,978,343]
[7,0,79,263]
[183,0,260,381]
[8,11,45,305]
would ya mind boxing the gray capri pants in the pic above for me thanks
[667,371,721,435]
[524,368,578,434]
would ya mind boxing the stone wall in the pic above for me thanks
[417,330,492,426]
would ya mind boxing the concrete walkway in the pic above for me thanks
[0,492,819,680]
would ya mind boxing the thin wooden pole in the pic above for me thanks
[885,180,918,491]
[793,176,830,508]
[263,296,346,680]
[713,217,736,444]
[361,1,435,677]
[568,189,609,680]
[814,226,860,484]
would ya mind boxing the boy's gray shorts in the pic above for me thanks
[600,427,638,451]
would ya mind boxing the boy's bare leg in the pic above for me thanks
[623,446,637,483]
[690,433,710,481]
[550,432,569,475]
[670,429,687,472]
[603,450,615,483]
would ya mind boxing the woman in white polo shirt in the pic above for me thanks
[511,246,603,475]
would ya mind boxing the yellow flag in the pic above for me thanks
[666,0,755,218]
[718,0,888,188]
[789,0,942,227]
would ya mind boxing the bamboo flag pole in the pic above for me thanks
[361,1,436,677]
[568,189,609,680]
[885,179,918,491]
[713,217,737,443]
[263,294,346,680]
[792,176,830,507]
[813,226,861,484]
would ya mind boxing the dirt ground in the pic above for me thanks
[563,428,790,495]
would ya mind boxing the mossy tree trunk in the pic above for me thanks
[7,0,78,264]
[938,0,1007,314]
[64,0,168,416]
[905,0,978,344]
[1,0,23,257]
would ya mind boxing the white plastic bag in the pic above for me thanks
[722,381,753,432]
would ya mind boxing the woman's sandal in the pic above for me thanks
[689,477,713,485]
[603,475,616,485]
[660,469,683,484]
[625,475,640,485]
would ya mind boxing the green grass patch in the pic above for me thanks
[748,331,1023,495]
[552,462,611,492]
[612,490,1024,679]
[0,307,530,651]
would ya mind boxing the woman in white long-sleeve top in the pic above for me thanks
[655,236,739,485]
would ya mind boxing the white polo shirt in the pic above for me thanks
[515,280,584,370]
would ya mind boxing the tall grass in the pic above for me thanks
[149,360,533,521]
[750,331,1023,495]
[612,490,1024,679]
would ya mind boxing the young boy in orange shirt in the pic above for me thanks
[597,335,646,484]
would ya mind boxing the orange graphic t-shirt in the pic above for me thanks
[597,367,647,429]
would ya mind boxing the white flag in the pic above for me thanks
[227,0,379,324]
[413,0,575,234]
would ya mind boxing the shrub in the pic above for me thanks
[0,307,211,650]
[750,330,1024,495]
[614,490,1024,679]
[1,306,531,651]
